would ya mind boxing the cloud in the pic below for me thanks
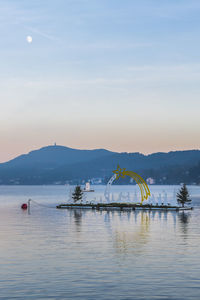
[126,63,200,83]
[2,63,200,91]
[25,26,58,42]
[64,41,152,51]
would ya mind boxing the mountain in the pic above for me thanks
[0,145,200,185]
[2,145,113,168]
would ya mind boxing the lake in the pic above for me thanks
[0,185,200,299]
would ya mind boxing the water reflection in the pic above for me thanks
[114,212,150,254]
[0,194,199,300]
[73,209,83,231]
[178,211,191,236]
[101,210,191,254]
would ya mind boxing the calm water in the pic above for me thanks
[0,185,200,300]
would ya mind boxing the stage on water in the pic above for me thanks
[56,203,193,211]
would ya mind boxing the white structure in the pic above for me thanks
[146,177,155,185]
[83,182,94,192]
[104,174,117,202]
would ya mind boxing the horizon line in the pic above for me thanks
[0,144,199,164]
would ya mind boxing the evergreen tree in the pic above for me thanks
[72,185,83,203]
[176,183,191,207]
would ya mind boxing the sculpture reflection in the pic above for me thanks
[114,211,150,254]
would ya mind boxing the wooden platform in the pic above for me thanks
[56,203,193,211]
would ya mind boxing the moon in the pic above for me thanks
[26,36,33,43]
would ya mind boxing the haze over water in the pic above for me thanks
[0,185,200,299]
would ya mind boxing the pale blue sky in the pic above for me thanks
[0,0,200,162]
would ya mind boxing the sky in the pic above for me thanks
[0,0,200,162]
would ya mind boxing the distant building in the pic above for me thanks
[90,178,103,184]
[146,177,155,185]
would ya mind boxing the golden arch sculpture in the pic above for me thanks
[112,165,151,204]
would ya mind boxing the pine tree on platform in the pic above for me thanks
[72,185,83,203]
[176,183,191,207]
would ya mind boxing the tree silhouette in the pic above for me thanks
[72,185,83,203]
[177,184,191,207]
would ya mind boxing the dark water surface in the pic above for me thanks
[0,185,200,299]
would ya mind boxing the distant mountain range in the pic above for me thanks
[0,145,200,185]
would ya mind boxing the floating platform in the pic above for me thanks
[56,203,193,211]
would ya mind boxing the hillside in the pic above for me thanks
[0,145,200,185]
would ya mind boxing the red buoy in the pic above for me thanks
[21,203,28,210]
